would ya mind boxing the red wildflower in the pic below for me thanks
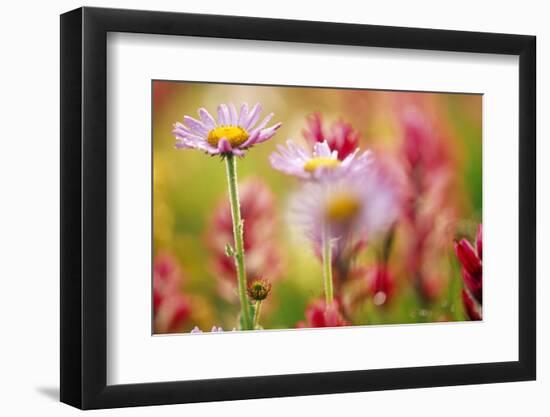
[455,239,482,280]
[462,289,482,321]
[455,224,483,320]
[366,263,395,306]
[303,112,360,160]
[153,252,184,312]
[398,107,454,302]
[153,252,191,332]
[296,300,349,328]
[155,293,192,333]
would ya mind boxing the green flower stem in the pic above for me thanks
[322,221,334,306]
[224,154,253,330]
[253,300,262,329]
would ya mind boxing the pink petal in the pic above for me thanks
[183,115,208,135]
[228,103,238,125]
[217,138,232,153]
[244,103,262,130]
[255,123,282,143]
[198,108,217,129]
[238,103,249,126]
[454,239,482,277]
[240,129,260,148]
[217,104,228,125]
[249,113,274,135]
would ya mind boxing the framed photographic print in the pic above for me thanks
[60,6,536,409]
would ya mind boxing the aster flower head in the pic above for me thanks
[270,139,371,181]
[289,159,400,255]
[172,102,282,157]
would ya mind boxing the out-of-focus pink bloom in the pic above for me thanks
[455,224,482,320]
[289,157,399,257]
[172,102,281,157]
[153,252,183,312]
[270,140,371,181]
[400,109,452,227]
[296,299,349,328]
[398,107,455,301]
[153,252,191,333]
[155,293,191,333]
[205,178,283,300]
[400,107,449,173]
[366,263,395,306]
[303,113,360,160]
[331,154,402,292]
[153,82,176,109]
[419,273,446,301]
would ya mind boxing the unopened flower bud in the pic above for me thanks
[247,278,272,301]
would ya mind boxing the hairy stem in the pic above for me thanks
[322,221,334,306]
[253,301,262,329]
[224,154,252,330]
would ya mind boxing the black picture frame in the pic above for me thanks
[60,6,536,410]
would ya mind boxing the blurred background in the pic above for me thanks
[152,80,482,334]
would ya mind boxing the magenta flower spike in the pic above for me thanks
[302,112,361,160]
[296,299,348,328]
[454,224,483,320]
[153,252,191,333]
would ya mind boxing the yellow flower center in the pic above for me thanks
[325,193,361,222]
[207,126,249,147]
[303,157,341,173]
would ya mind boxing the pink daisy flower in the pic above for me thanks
[172,102,282,156]
[269,139,371,181]
[289,159,399,255]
